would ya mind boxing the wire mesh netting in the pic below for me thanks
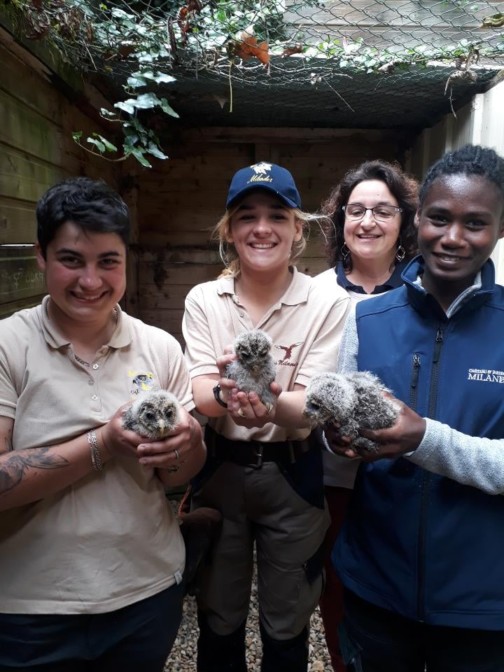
[5,0,504,131]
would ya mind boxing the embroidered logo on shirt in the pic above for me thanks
[128,370,156,396]
[275,342,303,366]
[467,368,504,383]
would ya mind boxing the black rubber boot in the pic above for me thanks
[260,621,309,672]
[196,611,247,672]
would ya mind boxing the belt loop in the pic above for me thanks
[252,443,263,469]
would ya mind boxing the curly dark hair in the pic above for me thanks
[320,160,419,270]
[419,144,504,207]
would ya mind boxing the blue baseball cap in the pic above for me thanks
[226,162,302,209]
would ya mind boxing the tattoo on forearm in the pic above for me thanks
[0,448,70,496]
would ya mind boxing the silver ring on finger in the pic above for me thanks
[237,408,245,418]
[174,448,180,460]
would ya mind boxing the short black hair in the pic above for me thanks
[321,159,419,270]
[419,144,504,207]
[36,177,130,258]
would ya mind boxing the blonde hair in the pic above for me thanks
[213,203,328,278]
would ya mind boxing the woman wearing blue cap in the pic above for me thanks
[182,162,350,671]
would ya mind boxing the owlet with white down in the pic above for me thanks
[304,371,401,454]
[226,329,277,408]
[122,390,181,439]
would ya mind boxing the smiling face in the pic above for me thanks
[417,174,504,308]
[343,180,402,266]
[227,191,303,276]
[36,221,127,330]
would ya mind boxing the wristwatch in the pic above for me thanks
[213,383,227,408]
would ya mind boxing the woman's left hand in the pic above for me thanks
[338,399,427,462]
[136,408,205,477]
[228,383,282,428]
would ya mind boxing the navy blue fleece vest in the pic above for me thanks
[333,258,504,629]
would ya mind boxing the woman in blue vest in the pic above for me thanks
[327,144,504,671]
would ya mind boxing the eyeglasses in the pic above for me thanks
[342,204,402,223]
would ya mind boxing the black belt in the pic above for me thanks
[204,425,316,469]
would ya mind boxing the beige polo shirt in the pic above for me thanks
[0,296,193,614]
[183,267,350,443]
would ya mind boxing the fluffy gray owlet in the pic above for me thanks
[304,371,400,454]
[122,390,181,439]
[226,329,276,408]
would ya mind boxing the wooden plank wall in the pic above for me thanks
[134,128,405,344]
[0,29,119,318]
[0,27,414,342]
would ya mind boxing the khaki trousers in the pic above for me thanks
[192,459,329,639]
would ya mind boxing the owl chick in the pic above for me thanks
[226,329,276,408]
[122,390,181,439]
[304,371,400,454]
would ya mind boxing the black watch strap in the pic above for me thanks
[213,384,227,408]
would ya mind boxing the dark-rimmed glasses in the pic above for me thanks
[342,204,402,223]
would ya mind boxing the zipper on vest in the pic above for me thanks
[429,328,444,413]
[417,326,445,621]
[410,354,421,410]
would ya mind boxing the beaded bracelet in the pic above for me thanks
[87,430,104,472]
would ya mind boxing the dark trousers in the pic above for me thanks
[342,589,504,672]
[0,583,184,672]
[319,485,352,672]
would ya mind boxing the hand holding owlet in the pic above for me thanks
[122,390,181,439]
[304,371,400,454]
[226,329,276,409]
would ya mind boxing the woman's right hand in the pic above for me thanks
[324,422,354,457]
[215,352,237,406]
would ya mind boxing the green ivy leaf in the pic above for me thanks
[100,108,117,119]
[92,133,118,153]
[127,74,148,89]
[159,97,179,118]
[128,147,152,168]
[114,100,136,114]
[134,92,162,109]
[86,137,106,153]
[146,143,168,159]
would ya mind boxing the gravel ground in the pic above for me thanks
[165,549,332,671]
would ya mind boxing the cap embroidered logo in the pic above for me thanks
[226,162,302,209]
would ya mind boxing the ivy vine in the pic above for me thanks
[2,0,503,167]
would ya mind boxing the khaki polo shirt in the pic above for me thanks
[183,267,350,443]
[0,297,193,614]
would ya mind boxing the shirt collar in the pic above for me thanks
[414,271,483,318]
[217,266,311,306]
[335,260,407,295]
[39,295,132,350]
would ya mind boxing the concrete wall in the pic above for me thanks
[408,78,504,284]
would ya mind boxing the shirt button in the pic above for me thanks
[91,394,98,401]
[92,364,99,370]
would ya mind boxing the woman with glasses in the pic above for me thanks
[312,160,418,672]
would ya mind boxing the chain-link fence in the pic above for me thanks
[5,0,504,151]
